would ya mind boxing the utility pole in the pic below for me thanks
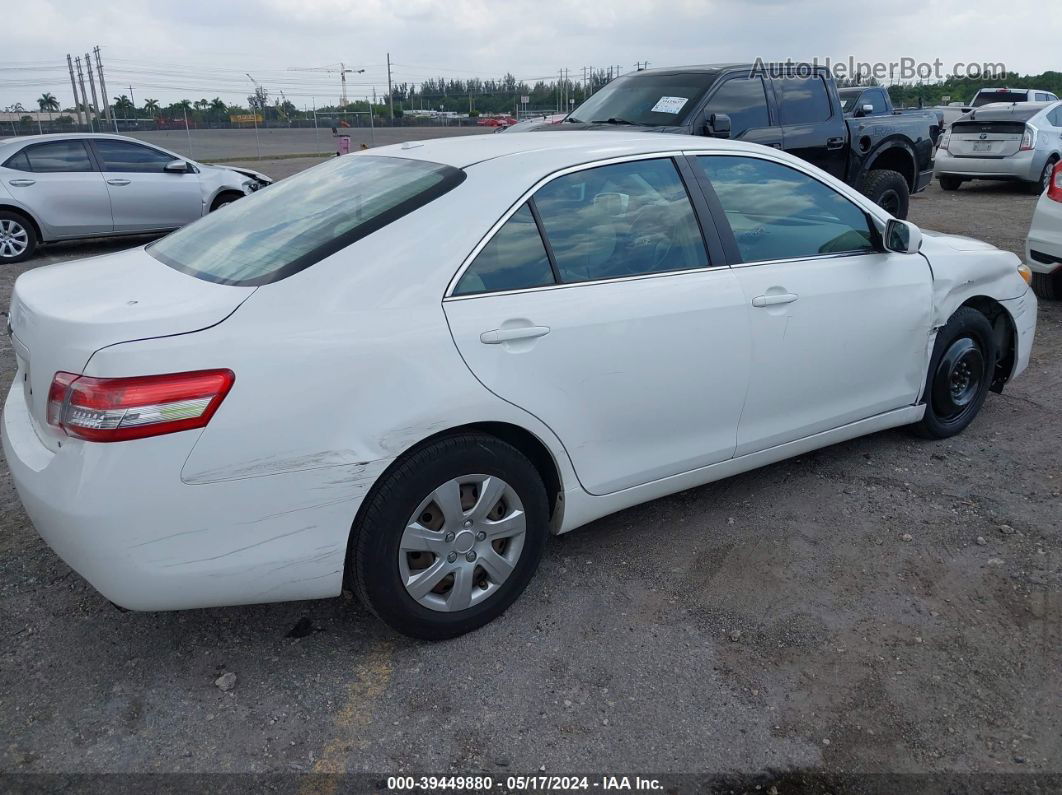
[75,57,91,131]
[84,52,102,131]
[386,52,395,122]
[339,61,349,106]
[66,54,84,127]
[127,85,135,113]
[93,46,113,127]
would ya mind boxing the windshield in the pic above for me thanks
[971,90,1028,107]
[568,72,718,126]
[149,155,464,286]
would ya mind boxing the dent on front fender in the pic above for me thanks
[922,244,1028,327]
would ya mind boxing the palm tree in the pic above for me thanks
[209,97,227,120]
[143,98,160,116]
[112,95,134,118]
[37,92,59,122]
[194,98,209,112]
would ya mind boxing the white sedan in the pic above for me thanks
[2,133,1037,639]
[1026,159,1062,299]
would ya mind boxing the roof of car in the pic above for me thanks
[0,132,153,149]
[365,130,763,169]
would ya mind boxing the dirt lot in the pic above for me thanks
[0,157,1059,790]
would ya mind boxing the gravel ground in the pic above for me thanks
[0,161,1059,789]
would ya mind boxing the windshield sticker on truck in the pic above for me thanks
[650,96,688,114]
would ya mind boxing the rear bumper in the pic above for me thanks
[933,149,1042,182]
[1026,197,1062,274]
[2,383,384,611]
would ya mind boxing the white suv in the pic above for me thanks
[934,102,1062,193]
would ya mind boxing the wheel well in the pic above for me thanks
[210,190,244,210]
[867,147,916,190]
[0,204,41,243]
[959,296,1015,392]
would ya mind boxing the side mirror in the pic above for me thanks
[858,104,875,117]
[705,112,731,139]
[884,218,922,254]
[164,159,190,173]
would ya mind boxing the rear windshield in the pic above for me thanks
[149,155,465,286]
[568,72,718,126]
[971,90,1028,107]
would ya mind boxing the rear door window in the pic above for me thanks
[533,158,709,282]
[704,77,771,135]
[776,76,833,124]
[13,140,95,173]
[149,155,465,286]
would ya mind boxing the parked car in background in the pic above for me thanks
[971,88,1059,108]
[0,133,271,264]
[3,133,1036,639]
[545,63,939,218]
[934,102,1062,193]
[839,85,945,134]
[1026,160,1062,299]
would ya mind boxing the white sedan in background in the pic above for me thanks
[0,133,271,263]
[3,133,1036,639]
[1027,160,1062,299]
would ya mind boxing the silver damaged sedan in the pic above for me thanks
[0,133,272,263]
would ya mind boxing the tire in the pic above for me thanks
[914,307,997,439]
[861,169,910,219]
[210,192,242,211]
[1028,157,1058,195]
[938,175,963,191]
[0,210,37,264]
[1031,270,1061,301]
[349,432,549,640]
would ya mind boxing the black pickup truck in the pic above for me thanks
[547,64,938,219]
[839,85,945,131]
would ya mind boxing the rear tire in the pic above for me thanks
[0,210,37,264]
[1032,270,1061,301]
[1029,157,1058,195]
[938,175,963,191]
[914,307,996,439]
[349,432,549,640]
[862,169,910,219]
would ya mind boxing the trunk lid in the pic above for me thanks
[6,246,254,450]
[948,120,1025,158]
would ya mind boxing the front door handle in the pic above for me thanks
[480,326,550,344]
[8,179,35,187]
[826,136,845,150]
[107,178,131,186]
[752,293,798,307]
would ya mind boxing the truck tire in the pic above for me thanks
[861,169,910,219]
[938,175,963,191]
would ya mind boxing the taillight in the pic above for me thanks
[938,129,951,152]
[47,369,234,442]
[1048,161,1062,203]
[1020,126,1036,151]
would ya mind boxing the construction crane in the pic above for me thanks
[287,63,365,107]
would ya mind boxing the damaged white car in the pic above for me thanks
[2,133,1037,639]
[0,133,271,263]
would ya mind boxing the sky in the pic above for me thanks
[3,0,1059,111]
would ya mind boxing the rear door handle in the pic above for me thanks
[826,136,845,150]
[8,179,35,187]
[106,178,131,186]
[752,293,798,307]
[480,326,550,344]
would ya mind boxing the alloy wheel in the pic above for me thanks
[398,474,526,612]
[0,219,29,259]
